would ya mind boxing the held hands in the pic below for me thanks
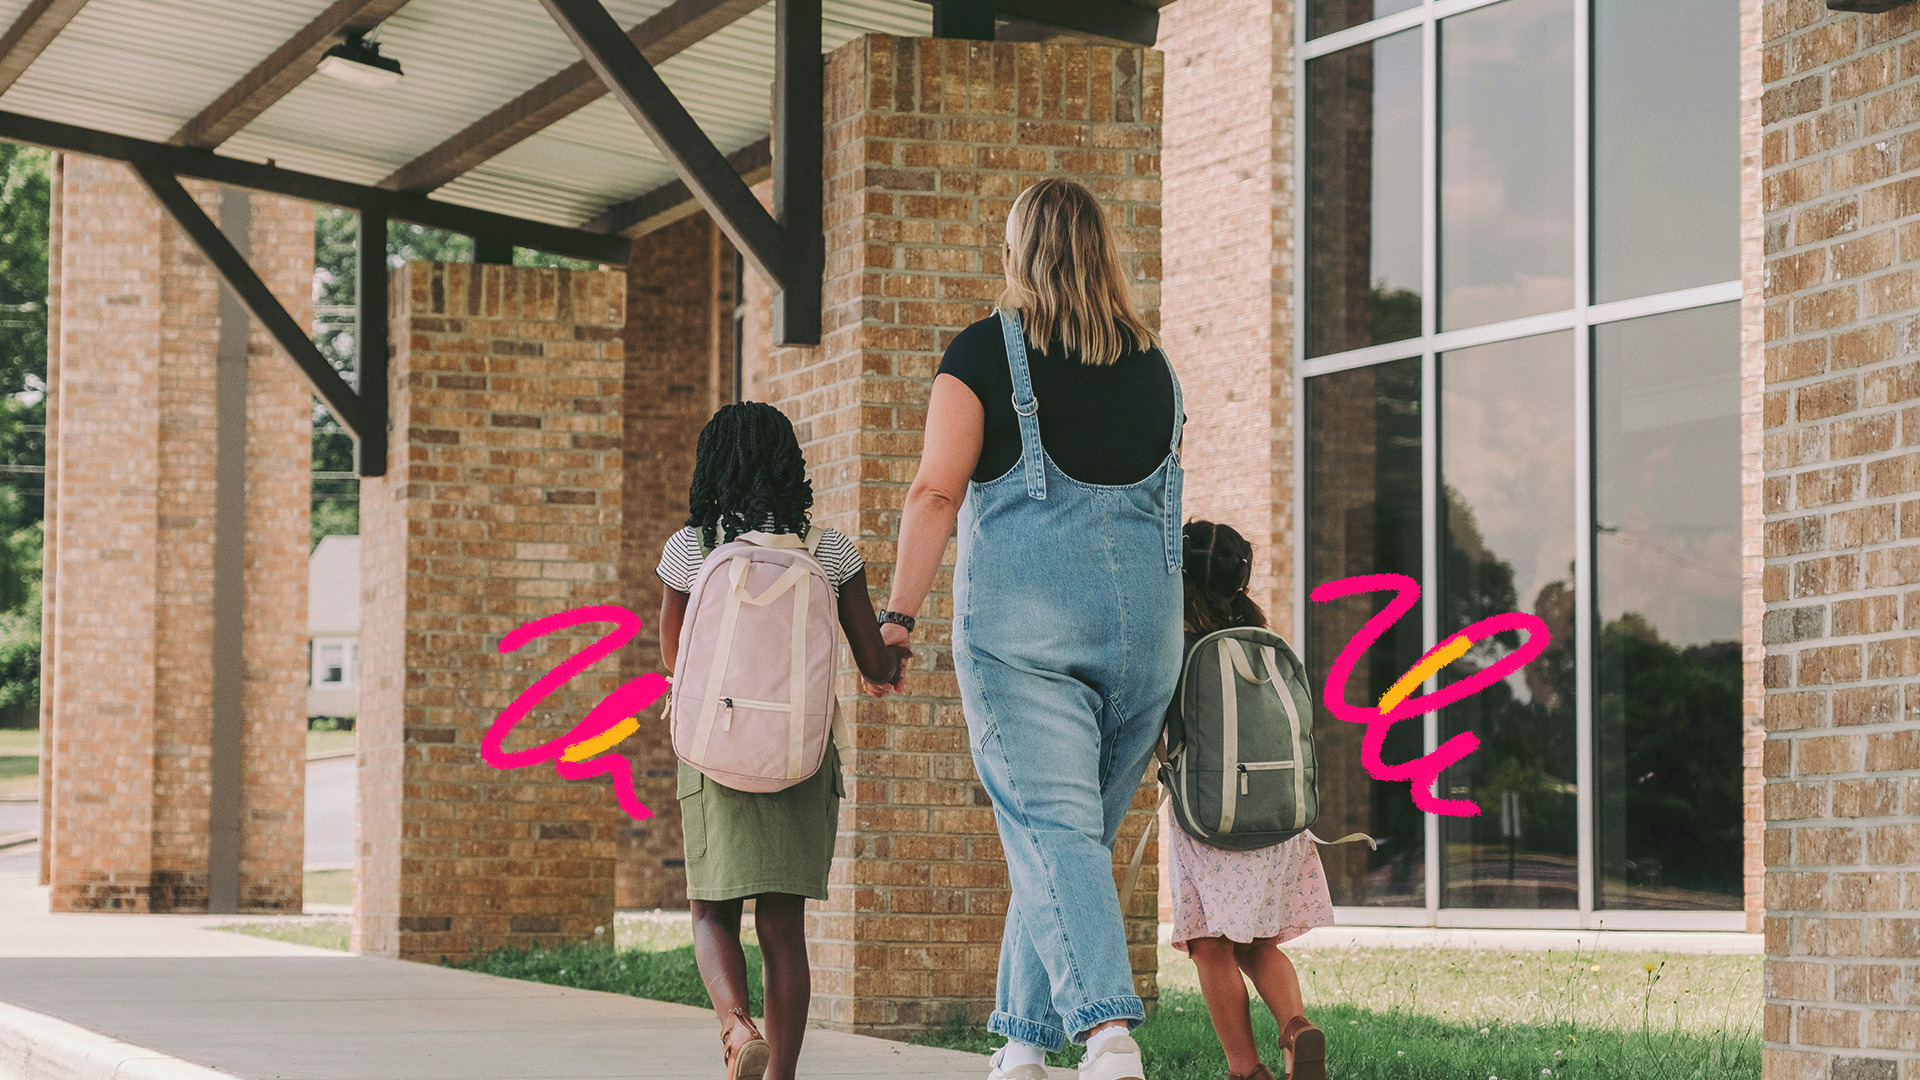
[862,622,914,697]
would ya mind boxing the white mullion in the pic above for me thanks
[1421,0,1442,924]
[1431,0,1513,19]
[1586,279,1743,327]
[1292,0,1310,658]
[1572,0,1596,928]
[1299,5,1429,60]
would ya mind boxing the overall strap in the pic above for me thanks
[1162,349,1186,572]
[996,308,1047,501]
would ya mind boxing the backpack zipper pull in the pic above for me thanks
[722,697,734,731]
[1238,762,1248,796]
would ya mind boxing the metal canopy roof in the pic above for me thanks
[0,0,929,229]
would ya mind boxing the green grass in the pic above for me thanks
[0,754,34,780]
[304,869,353,906]
[219,918,351,952]
[305,730,355,757]
[451,940,764,1018]
[0,729,38,755]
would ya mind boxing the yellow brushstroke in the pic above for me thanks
[561,717,641,762]
[1377,635,1473,713]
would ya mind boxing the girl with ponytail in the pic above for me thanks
[1169,521,1335,1080]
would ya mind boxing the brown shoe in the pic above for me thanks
[721,1007,770,1080]
[1229,1065,1275,1080]
[1278,1015,1325,1080]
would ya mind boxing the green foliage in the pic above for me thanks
[0,145,49,399]
[912,995,1758,1080]
[451,941,766,1017]
[1367,285,1421,346]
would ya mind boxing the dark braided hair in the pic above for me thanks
[1182,520,1267,635]
[685,402,813,548]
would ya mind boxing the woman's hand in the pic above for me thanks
[861,638,913,697]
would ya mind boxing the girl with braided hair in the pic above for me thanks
[1168,521,1334,1080]
[656,401,908,1080]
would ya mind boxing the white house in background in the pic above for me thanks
[307,535,359,718]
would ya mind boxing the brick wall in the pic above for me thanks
[355,262,627,960]
[615,213,734,910]
[738,33,1163,1037]
[1759,1,1920,1076]
[1158,0,1293,923]
[45,158,310,912]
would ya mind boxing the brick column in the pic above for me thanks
[738,34,1163,1037]
[1758,3,1920,1077]
[616,214,734,910]
[44,157,311,912]
[355,262,627,960]
[1158,0,1293,922]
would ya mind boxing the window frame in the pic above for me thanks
[1291,0,1745,931]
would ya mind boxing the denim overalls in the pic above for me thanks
[952,310,1185,1050]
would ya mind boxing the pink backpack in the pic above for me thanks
[671,529,841,792]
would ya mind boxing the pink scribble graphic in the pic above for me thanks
[1309,573,1552,818]
[482,604,669,821]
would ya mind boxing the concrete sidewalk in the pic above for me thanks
[0,859,1047,1079]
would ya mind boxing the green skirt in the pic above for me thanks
[678,741,843,901]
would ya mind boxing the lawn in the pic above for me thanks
[0,729,39,755]
[218,912,1762,1080]
[220,918,352,952]
[304,868,353,906]
[305,730,355,757]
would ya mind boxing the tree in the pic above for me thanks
[0,147,48,720]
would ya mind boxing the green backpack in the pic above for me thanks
[1162,627,1322,850]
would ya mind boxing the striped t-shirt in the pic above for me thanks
[655,525,865,595]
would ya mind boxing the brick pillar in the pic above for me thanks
[1758,3,1920,1077]
[615,214,733,910]
[44,157,311,912]
[355,262,627,960]
[738,34,1163,1037]
[1158,0,1293,922]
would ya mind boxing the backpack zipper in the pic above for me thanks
[1237,759,1297,795]
[720,696,793,732]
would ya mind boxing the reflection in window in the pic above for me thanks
[1439,332,1577,909]
[1439,0,1574,331]
[1306,29,1423,358]
[1308,0,1421,42]
[1593,0,1739,302]
[1306,358,1425,907]
[1595,305,1743,910]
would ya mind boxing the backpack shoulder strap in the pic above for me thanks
[802,525,827,558]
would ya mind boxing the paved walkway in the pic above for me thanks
[0,854,1048,1079]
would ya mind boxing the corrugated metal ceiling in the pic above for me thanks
[0,0,930,229]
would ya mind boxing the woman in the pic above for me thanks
[873,179,1183,1080]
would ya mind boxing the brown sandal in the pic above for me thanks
[1278,1015,1325,1080]
[1228,1065,1275,1080]
[720,1007,770,1080]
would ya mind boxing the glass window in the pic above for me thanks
[317,642,348,685]
[1305,358,1426,907]
[1438,332,1578,909]
[1306,29,1423,358]
[1593,0,1740,302]
[1308,0,1420,40]
[1595,305,1743,910]
[1439,0,1575,331]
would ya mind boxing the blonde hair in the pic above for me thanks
[999,179,1156,366]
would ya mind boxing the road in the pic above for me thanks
[304,755,354,870]
[0,756,352,872]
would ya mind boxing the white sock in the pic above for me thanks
[999,1040,1047,1069]
[1085,1025,1130,1057]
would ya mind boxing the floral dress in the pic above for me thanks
[1168,826,1336,952]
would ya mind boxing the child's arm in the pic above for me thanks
[658,588,689,673]
[837,567,909,689]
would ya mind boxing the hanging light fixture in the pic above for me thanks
[317,32,404,89]
[1826,0,1914,11]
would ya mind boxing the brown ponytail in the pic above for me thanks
[1182,520,1268,635]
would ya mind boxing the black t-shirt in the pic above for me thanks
[936,314,1177,486]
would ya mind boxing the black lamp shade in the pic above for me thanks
[1827,0,1915,12]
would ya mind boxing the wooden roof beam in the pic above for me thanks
[0,0,92,95]
[172,0,416,149]
[382,0,766,194]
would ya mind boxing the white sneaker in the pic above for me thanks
[986,1046,1050,1080]
[1077,1033,1145,1080]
